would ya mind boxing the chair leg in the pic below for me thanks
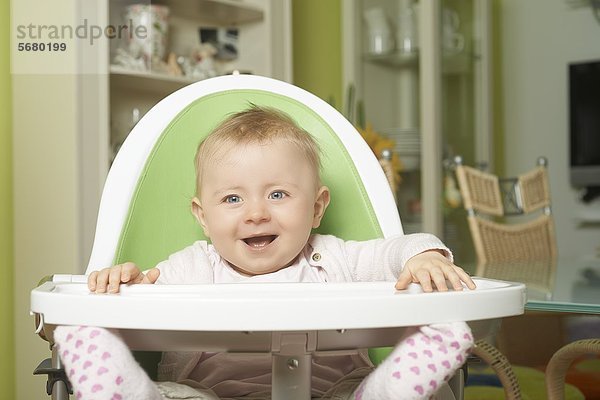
[447,364,466,399]
[272,353,311,400]
[33,344,71,399]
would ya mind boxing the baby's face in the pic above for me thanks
[192,140,329,276]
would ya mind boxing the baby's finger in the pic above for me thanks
[415,269,434,292]
[108,266,123,293]
[444,268,464,291]
[87,271,99,292]
[143,268,161,284]
[94,268,111,293]
[121,262,140,283]
[430,267,450,292]
[394,268,413,290]
[455,266,476,289]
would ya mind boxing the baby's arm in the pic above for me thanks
[88,262,160,293]
[395,250,475,292]
[334,234,475,292]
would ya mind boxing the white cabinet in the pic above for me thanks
[344,0,493,262]
[78,0,291,262]
[107,0,291,165]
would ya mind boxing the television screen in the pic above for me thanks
[569,60,600,188]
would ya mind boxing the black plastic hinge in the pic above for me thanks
[33,358,73,396]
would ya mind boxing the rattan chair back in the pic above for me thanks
[454,157,557,265]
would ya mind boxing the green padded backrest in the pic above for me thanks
[113,90,384,269]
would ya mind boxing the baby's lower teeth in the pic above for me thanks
[247,237,271,247]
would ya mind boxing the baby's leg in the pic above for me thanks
[54,325,163,400]
[353,322,473,400]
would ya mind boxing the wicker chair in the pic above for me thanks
[454,156,557,265]
[470,340,523,399]
[546,338,600,400]
[453,157,561,400]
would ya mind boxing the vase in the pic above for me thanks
[125,4,170,64]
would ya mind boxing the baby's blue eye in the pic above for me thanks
[269,191,286,200]
[224,195,241,204]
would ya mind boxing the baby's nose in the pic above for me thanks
[245,200,270,223]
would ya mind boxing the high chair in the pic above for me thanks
[31,75,526,400]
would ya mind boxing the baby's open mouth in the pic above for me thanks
[242,235,278,248]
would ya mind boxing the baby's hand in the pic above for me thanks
[88,262,160,294]
[395,250,476,292]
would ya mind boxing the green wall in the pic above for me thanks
[292,0,342,110]
[492,0,505,174]
[0,0,15,397]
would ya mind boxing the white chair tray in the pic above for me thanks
[31,277,524,352]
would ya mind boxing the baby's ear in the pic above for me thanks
[312,186,331,228]
[191,197,210,237]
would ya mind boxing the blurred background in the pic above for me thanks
[2,0,600,398]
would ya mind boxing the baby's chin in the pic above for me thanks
[225,257,299,277]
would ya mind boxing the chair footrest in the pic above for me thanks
[33,358,73,396]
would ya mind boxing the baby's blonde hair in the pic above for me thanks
[194,105,322,194]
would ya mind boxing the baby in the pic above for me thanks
[54,106,476,400]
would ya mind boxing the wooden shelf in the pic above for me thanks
[165,0,263,25]
[109,65,200,94]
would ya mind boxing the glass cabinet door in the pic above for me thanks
[439,0,492,263]
[346,0,492,263]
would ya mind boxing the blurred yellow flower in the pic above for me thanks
[357,123,403,186]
